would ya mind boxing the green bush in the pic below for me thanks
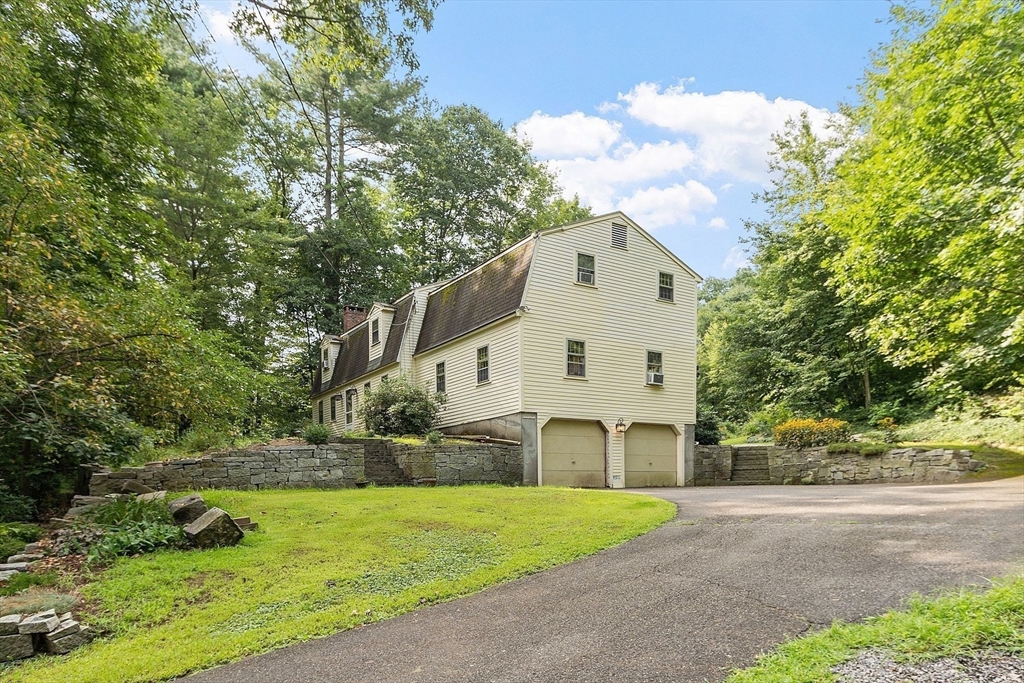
[741,404,795,440]
[826,442,888,456]
[425,430,443,445]
[774,418,852,449]
[87,521,187,564]
[81,498,173,526]
[179,426,232,453]
[358,375,443,436]
[0,522,42,560]
[301,422,330,445]
[696,406,722,445]
[0,481,35,522]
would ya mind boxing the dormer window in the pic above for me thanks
[371,318,380,345]
[576,253,595,285]
[322,348,330,370]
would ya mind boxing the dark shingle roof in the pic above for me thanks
[311,295,413,396]
[415,238,535,354]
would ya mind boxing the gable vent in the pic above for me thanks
[611,223,628,249]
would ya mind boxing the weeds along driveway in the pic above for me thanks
[183,478,1024,683]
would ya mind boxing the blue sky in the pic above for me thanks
[200,0,894,279]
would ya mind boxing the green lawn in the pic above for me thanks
[3,486,674,683]
[728,574,1024,683]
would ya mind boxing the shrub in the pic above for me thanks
[358,375,443,436]
[695,406,722,445]
[179,425,232,453]
[0,522,42,560]
[877,417,900,444]
[425,430,444,445]
[774,418,852,449]
[81,498,172,526]
[742,404,795,440]
[826,443,887,456]
[302,422,330,445]
[0,482,35,522]
[87,521,187,564]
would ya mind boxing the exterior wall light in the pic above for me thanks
[615,418,626,433]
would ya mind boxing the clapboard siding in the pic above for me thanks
[320,364,398,435]
[413,316,521,429]
[522,216,698,428]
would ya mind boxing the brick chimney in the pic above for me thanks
[342,306,367,332]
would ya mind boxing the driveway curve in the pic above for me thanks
[183,478,1024,683]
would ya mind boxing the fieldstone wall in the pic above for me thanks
[768,447,984,485]
[89,439,523,495]
[90,444,365,495]
[693,445,984,486]
[389,443,522,485]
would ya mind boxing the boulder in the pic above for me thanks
[6,553,43,563]
[0,614,20,636]
[120,480,156,495]
[184,508,244,549]
[0,570,19,581]
[138,490,167,503]
[169,494,208,525]
[44,625,92,655]
[0,633,34,661]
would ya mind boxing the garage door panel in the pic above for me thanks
[625,423,677,488]
[542,419,605,488]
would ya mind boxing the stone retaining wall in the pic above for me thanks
[89,439,523,495]
[389,443,522,485]
[694,445,984,486]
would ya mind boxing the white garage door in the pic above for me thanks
[541,419,606,488]
[625,423,677,487]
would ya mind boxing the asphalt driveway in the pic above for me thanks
[183,477,1024,683]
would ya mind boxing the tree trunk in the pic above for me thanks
[862,367,872,409]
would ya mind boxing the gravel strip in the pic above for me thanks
[833,649,1024,683]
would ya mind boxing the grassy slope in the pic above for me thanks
[5,486,674,683]
[728,575,1024,683]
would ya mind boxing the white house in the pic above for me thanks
[310,212,700,488]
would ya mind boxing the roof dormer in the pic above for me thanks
[367,302,395,362]
[320,334,343,379]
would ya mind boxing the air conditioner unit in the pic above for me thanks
[579,271,594,285]
[647,372,664,385]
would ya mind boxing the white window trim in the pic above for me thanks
[476,345,490,385]
[345,389,356,427]
[645,349,665,386]
[370,318,381,346]
[574,250,597,287]
[435,360,447,394]
[657,271,675,303]
[564,337,588,380]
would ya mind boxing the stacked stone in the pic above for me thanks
[0,610,93,661]
[389,443,523,486]
[0,543,44,582]
[692,445,733,486]
[767,447,984,485]
[89,444,366,495]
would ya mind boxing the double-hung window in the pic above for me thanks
[322,348,330,370]
[476,346,489,384]
[330,395,337,422]
[566,339,586,377]
[658,272,674,301]
[435,361,446,393]
[576,253,596,285]
[364,381,371,392]
[345,389,355,427]
[647,351,664,385]
[317,400,324,424]
[371,318,380,345]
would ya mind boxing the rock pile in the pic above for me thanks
[0,610,93,661]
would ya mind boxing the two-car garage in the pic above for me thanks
[540,419,678,488]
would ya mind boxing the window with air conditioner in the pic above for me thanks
[566,339,586,377]
[647,351,664,385]
[576,252,595,285]
[322,348,330,370]
[658,272,674,302]
[476,346,489,384]
[436,361,446,393]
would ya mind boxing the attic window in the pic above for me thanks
[322,348,330,370]
[371,318,380,345]
[658,272,674,301]
[611,223,628,249]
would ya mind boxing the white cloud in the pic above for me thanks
[201,2,239,42]
[515,111,622,159]
[620,81,834,183]
[547,140,695,211]
[707,217,728,231]
[615,182,717,228]
[722,245,751,273]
